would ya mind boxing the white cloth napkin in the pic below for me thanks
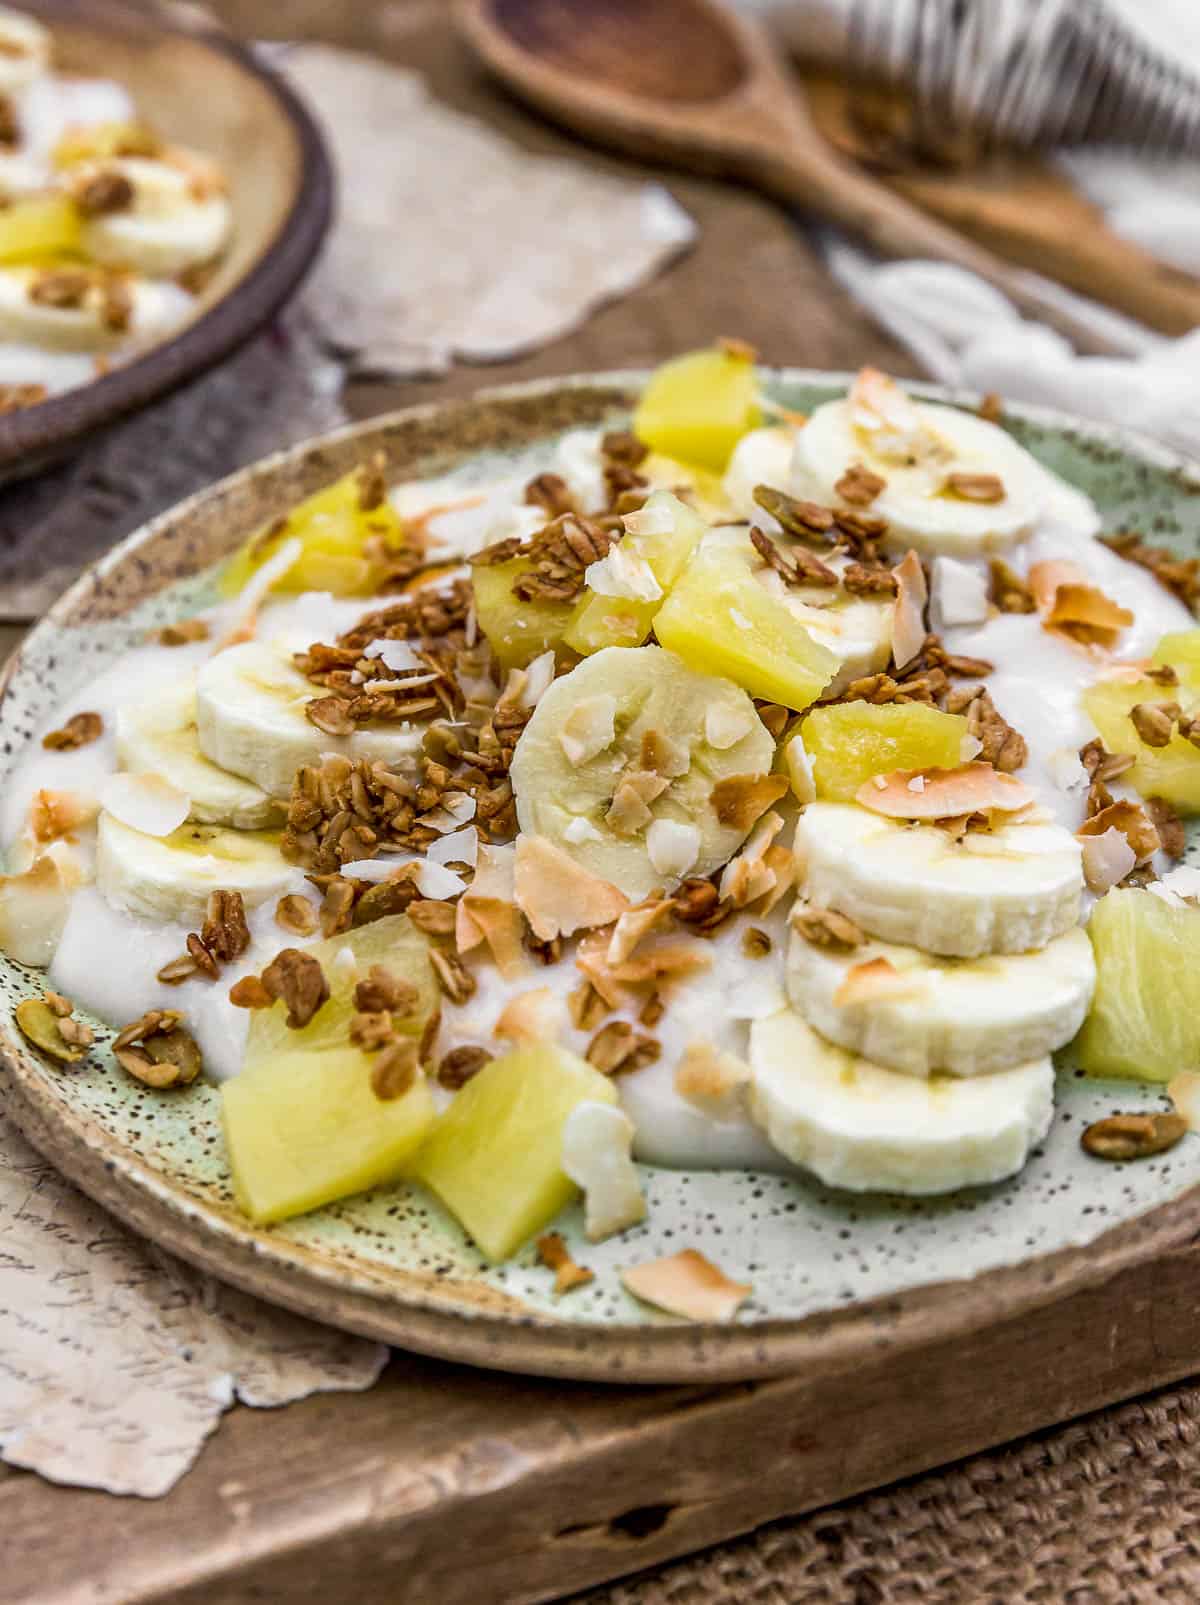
[741,0,1200,460]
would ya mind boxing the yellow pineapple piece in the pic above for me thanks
[1076,888,1200,1082]
[563,490,705,655]
[245,913,436,1065]
[1153,630,1200,687]
[413,1043,618,1261]
[641,452,730,521]
[221,468,410,600]
[1082,670,1200,813]
[0,194,82,263]
[222,1046,436,1224]
[802,702,970,801]
[633,344,762,473]
[52,121,161,167]
[471,555,575,670]
[654,539,838,710]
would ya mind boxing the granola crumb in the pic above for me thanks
[154,618,210,647]
[42,710,103,750]
[742,927,772,959]
[536,1231,594,1294]
[793,905,865,950]
[275,893,319,936]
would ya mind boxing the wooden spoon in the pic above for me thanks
[455,0,1131,354]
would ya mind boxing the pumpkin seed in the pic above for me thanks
[1080,1111,1186,1162]
[14,997,87,1064]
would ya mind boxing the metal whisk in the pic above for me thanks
[845,0,1200,156]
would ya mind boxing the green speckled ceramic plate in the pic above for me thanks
[3,371,1200,1384]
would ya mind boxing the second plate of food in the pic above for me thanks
[1,354,1199,1382]
[0,0,331,478]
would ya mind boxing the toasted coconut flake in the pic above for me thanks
[562,1101,646,1242]
[710,772,789,833]
[640,728,690,778]
[417,792,477,834]
[536,1232,594,1294]
[719,811,784,906]
[457,894,527,979]
[1029,559,1089,615]
[514,835,629,942]
[609,938,712,986]
[426,824,479,868]
[0,853,72,967]
[891,549,928,671]
[1078,799,1160,866]
[559,694,617,766]
[856,761,1033,820]
[608,771,668,837]
[29,788,99,844]
[755,843,797,915]
[1169,1071,1200,1133]
[363,637,422,673]
[646,818,701,878]
[674,1041,750,1117]
[621,1249,751,1323]
[575,930,626,1009]
[340,855,468,899]
[832,955,928,1008]
[99,772,190,838]
[705,702,756,751]
[608,899,676,965]
[494,986,565,1044]
[1079,826,1137,893]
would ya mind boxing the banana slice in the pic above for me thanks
[722,425,797,518]
[116,676,281,830]
[791,369,1057,557]
[749,1009,1054,1194]
[95,812,290,924]
[787,922,1095,1077]
[195,641,427,799]
[509,644,775,901]
[0,7,50,93]
[794,801,1083,957]
[81,156,232,277]
[0,265,124,351]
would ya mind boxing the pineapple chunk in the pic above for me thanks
[471,555,576,671]
[221,469,410,599]
[246,913,436,1064]
[563,490,705,655]
[414,1043,618,1261]
[1076,889,1200,1082]
[52,122,160,167]
[654,538,838,710]
[222,1046,436,1223]
[0,195,82,263]
[1153,630,1200,686]
[803,702,970,801]
[641,453,730,522]
[1082,670,1200,813]
[633,344,762,473]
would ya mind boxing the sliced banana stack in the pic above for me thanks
[80,155,232,278]
[722,425,797,519]
[96,813,291,924]
[749,1010,1055,1195]
[794,800,1083,958]
[0,6,50,92]
[116,675,281,830]
[792,368,1056,557]
[509,644,775,901]
[787,923,1095,1078]
[195,641,426,799]
[0,266,126,351]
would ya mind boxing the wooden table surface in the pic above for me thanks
[1,3,928,1600]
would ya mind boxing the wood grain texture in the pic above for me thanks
[5,1227,1200,1603]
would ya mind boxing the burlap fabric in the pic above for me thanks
[583,1380,1200,1603]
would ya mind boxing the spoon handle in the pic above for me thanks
[747,133,1126,356]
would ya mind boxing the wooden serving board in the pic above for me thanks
[5,1222,1200,1604]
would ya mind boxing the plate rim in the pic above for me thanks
[0,1,334,475]
[3,366,1200,1385]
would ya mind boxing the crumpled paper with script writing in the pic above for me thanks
[0,1110,387,1497]
[285,46,697,376]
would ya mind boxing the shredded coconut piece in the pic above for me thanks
[705,702,755,750]
[425,824,478,868]
[930,555,989,630]
[99,772,189,838]
[558,694,618,766]
[564,816,603,845]
[621,1249,751,1322]
[363,638,422,672]
[583,544,662,602]
[646,817,701,878]
[561,1101,646,1242]
[730,608,751,630]
[520,649,556,710]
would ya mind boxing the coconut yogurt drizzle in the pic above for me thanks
[3,426,1191,1172]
